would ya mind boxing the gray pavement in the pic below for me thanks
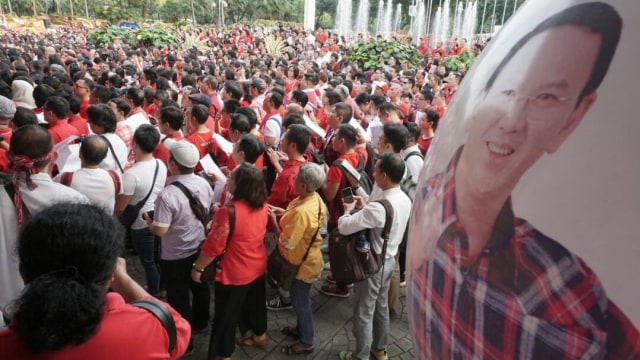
[126,252,413,360]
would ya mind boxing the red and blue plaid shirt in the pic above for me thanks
[407,149,640,359]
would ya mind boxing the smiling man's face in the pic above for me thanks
[460,25,601,196]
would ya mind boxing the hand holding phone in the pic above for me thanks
[342,187,355,204]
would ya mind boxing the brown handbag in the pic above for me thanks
[328,199,393,283]
[267,199,322,288]
[201,204,235,283]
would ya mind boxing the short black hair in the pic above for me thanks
[285,124,310,154]
[485,2,622,106]
[234,106,258,128]
[290,90,308,107]
[237,134,264,164]
[80,135,108,166]
[10,124,54,168]
[377,152,405,183]
[108,98,131,118]
[336,124,357,148]
[229,111,253,134]
[126,87,145,107]
[159,106,183,131]
[87,104,117,133]
[404,122,421,142]
[13,107,38,127]
[324,90,342,106]
[334,102,352,123]
[191,104,209,124]
[222,99,241,115]
[44,96,70,118]
[283,113,305,128]
[134,124,160,153]
[91,85,112,104]
[267,92,283,108]
[143,69,158,84]
[223,81,243,100]
[33,84,56,108]
[382,123,409,153]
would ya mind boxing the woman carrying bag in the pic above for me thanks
[191,163,269,360]
[268,163,327,355]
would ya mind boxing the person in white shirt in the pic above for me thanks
[0,125,88,314]
[55,135,121,214]
[124,87,150,129]
[337,153,411,360]
[87,104,128,174]
[115,124,168,298]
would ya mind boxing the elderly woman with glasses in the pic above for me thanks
[268,162,327,355]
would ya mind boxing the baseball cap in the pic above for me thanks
[165,139,200,168]
[188,93,212,108]
[0,96,16,118]
[250,79,266,92]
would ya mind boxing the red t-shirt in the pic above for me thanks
[48,120,81,144]
[201,200,267,285]
[0,128,12,146]
[153,132,185,170]
[326,151,360,225]
[267,159,306,209]
[0,149,9,173]
[0,293,191,359]
[186,130,214,173]
[417,135,433,156]
[68,114,89,136]
[79,99,90,119]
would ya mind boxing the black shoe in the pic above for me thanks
[266,295,293,310]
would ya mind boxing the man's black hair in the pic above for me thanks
[126,87,145,107]
[223,81,243,100]
[133,124,160,153]
[191,104,209,124]
[159,106,183,131]
[382,123,409,153]
[237,134,264,164]
[485,2,622,107]
[87,104,117,133]
[290,90,308,108]
[377,152,405,184]
[44,96,70,119]
[336,124,357,148]
[13,107,38,127]
[285,124,310,154]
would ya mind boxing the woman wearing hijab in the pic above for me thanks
[11,80,36,110]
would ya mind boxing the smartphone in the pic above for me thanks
[341,188,355,204]
[143,211,154,221]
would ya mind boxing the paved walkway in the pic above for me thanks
[126,253,413,360]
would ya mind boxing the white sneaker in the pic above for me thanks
[323,261,331,270]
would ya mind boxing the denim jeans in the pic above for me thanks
[290,279,314,347]
[131,227,160,297]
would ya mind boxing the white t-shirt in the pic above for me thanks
[400,144,424,182]
[263,114,283,147]
[127,111,149,129]
[122,159,168,230]
[54,168,120,215]
[100,133,129,174]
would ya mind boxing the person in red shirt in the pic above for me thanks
[0,203,191,359]
[154,106,184,170]
[266,124,309,209]
[74,78,93,119]
[417,36,430,55]
[200,75,222,119]
[417,108,439,156]
[44,96,80,144]
[68,96,89,136]
[185,104,214,173]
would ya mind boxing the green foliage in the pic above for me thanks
[441,49,477,72]
[88,25,178,48]
[88,26,131,46]
[350,39,422,71]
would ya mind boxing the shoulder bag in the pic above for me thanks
[328,199,393,283]
[119,160,159,228]
[267,199,322,288]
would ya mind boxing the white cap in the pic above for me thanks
[165,139,199,168]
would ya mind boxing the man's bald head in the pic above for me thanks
[80,135,108,166]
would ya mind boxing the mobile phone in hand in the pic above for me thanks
[342,187,355,204]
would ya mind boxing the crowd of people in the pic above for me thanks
[0,22,480,359]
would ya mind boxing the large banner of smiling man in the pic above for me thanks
[407,1,640,358]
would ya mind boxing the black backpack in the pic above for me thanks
[333,152,374,195]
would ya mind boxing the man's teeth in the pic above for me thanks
[487,142,514,155]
